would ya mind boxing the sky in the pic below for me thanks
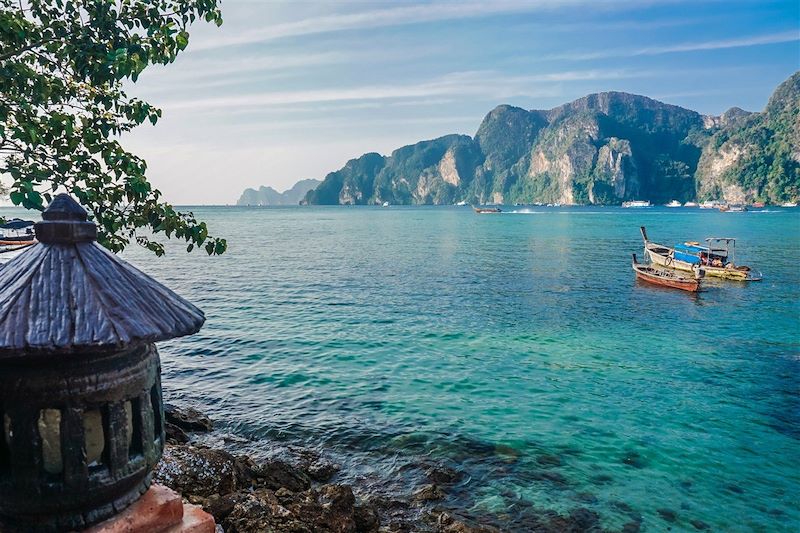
[122,0,800,205]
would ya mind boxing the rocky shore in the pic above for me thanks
[156,403,626,533]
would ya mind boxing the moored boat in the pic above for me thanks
[622,200,651,208]
[727,204,747,212]
[683,201,699,207]
[632,254,701,292]
[473,206,502,214]
[751,202,765,208]
[781,201,798,208]
[639,227,761,281]
[665,200,681,207]
[0,219,36,247]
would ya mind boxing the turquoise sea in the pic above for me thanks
[8,205,800,531]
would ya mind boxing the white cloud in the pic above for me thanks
[158,68,646,112]
[550,30,800,60]
[194,0,670,50]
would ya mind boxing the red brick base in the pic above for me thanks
[85,485,215,533]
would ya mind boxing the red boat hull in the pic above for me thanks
[634,269,700,292]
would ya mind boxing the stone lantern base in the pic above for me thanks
[84,484,215,533]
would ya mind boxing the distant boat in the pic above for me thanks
[0,219,36,246]
[455,201,468,206]
[699,201,718,209]
[632,254,701,292]
[622,200,651,208]
[640,227,760,281]
[683,202,699,207]
[473,206,502,214]
[781,201,798,208]
[665,200,681,208]
[718,204,730,212]
[727,204,747,212]
[382,201,390,207]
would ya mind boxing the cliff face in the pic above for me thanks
[238,179,321,206]
[695,72,800,204]
[305,73,799,205]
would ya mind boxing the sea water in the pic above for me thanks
[6,205,799,531]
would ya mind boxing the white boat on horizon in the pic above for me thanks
[455,201,468,206]
[382,201,390,207]
[699,201,720,209]
[780,201,798,207]
[622,200,651,208]
[684,202,699,207]
[665,200,681,207]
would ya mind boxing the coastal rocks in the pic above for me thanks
[155,445,240,498]
[222,485,379,533]
[154,443,379,533]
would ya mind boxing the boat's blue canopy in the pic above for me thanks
[0,219,34,230]
[674,243,708,254]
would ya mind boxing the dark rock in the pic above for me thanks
[590,473,613,485]
[154,444,239,498]
[308,459,341,482]
[165,421,190,445]
[412,484,446,503]
[494,444,522,463]
[724,483,744,494]
[253,459,312,492]
[690,519,710,530]
[621,451,647,469]
[164,403,213,432]
[657,508,678,522]
[436,512,501,533]
[530,470,569,487]
[621,520,641,532]
[424,463,462,485]
[353,504,380,532]
[536,454,563,467]
[205,492,248,522]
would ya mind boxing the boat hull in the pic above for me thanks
[632,256,700,292]
[644,244,749,280]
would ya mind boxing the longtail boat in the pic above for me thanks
[473,206,502,214]
[640,227,761,281]
[0,219,36,248]
[632,254,701,292]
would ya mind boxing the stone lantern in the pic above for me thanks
[0,194,205,531]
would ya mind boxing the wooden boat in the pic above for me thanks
[640,227,761,281]
[473,206,502,214]
[751,202,765,208]
[632,254,701,292]
[0,219,36,247]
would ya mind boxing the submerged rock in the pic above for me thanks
[164,403,214,432]
[412,484,446,503]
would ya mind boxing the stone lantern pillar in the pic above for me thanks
[0,194,205,531]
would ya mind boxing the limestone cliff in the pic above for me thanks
[304,72,799,205]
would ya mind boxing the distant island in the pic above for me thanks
[237,179,321,206]
[303,72,799,206]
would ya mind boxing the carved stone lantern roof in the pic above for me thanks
[0,194,204,356]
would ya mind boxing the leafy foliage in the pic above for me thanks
[0,0,226,255]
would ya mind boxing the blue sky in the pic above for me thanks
[124,0,800,204]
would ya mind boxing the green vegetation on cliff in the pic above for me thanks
[305,73,799,205]
[696,72,800,203]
